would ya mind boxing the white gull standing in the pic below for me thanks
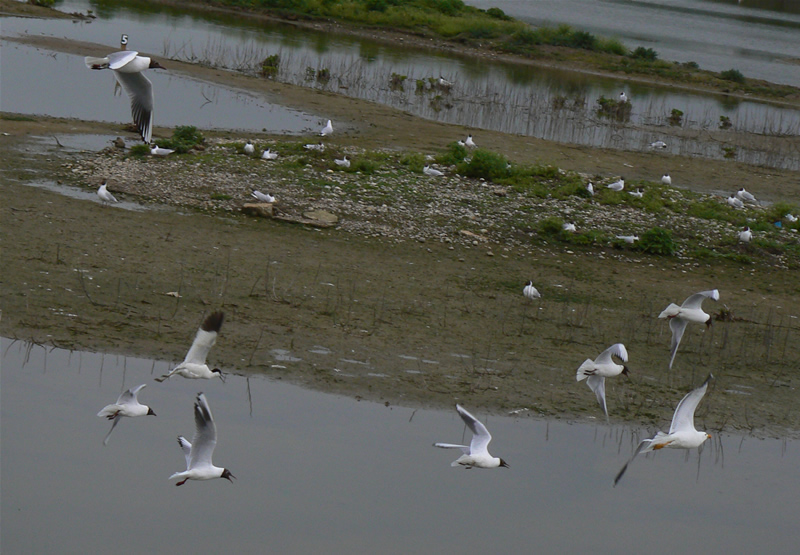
[607,178,625,192]
[726,195,744,209]
[661,173,671,185]
[658,289,719,370]
[97,182,118,205]
[170,393,235,486]
[619,91,628,103]
[97,384,156,445]
[156,312,226,382]
[85,50,165,143]
[614,374,713,486]
[320,119,333,137]
[523,280,541,300]
[738,226,752,243]
[465,134,476,148]
[576,343,629,421]
[434,405,509,469]
[334,155,350,168]
[736,187,757,203]
[243,140,255,154]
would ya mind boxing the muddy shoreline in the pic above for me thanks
[1,4,798,438]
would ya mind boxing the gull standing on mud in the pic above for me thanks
[576,343,629,421]
[170,393,235,486]
[619,91,628,103]
[97,182,118,205]
[156,312,226,382]
[434,405,509,469]
[586,182,594,196]
[243,140,255,154]
[97,384,156,445]
[523,280,541,300]
[465,134,476,148]
[661,173,671,185]
[320,119,333,137]
[614,374,713,486]
[85,49,165,143]
[736,187,757,203]
[658,289,719,370]
[607,178,625,192]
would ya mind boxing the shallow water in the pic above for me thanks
[2,2,798,169]
[467,0,800,86]
[2,339,799,553]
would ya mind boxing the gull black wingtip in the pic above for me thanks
[222,469,236,482]
[148,407,157,416]
[201,311,225,333]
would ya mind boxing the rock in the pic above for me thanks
[242,203,274,218]
[303,210,338,225]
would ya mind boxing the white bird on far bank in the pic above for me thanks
[738,226,752,243]
[629,188,644,198]
[97,183,118,204]
[304,142,325,152]
[649,140,667,149]
[576,343,629,421]
[150,145,174,156]
[434,404,509,469]
[614,374,713,486]
[785,214,798,222]
[320,119,333,137]
[261,148,278,160]
[607,178,625,191]
[563,222,577,232]
[523,280,541,300]
[85,50,165,143]
[736,187,756,203]
[156,312,226,382]
[334,155,350,168]
[97,384,155,445]
[251,191,275,203]
[726,195,744,209]
[661,173,671,185]
[243,140,254,154]
[465,134,476,148]
[616,235,639,244]
[170,393,235,486]
[423,165,443,177]
[619,91,628,103]
[659,289,719,370]
[586,182,594,196]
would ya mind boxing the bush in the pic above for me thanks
[637,227,676,255]
[485,7,510,20]
[260,54,280,78]
[538,216,563,235]
[720,68,745,84]
[154,126,205,154]
[128,144,150,158]
[630,46,658,61]
[436,142,468,165]
[456,149,509,181]
[668,108,683,126]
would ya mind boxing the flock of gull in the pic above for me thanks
[84,38,767,487]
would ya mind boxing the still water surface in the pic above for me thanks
[2,1,798,168]
[2,339,798,553]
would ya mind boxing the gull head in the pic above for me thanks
[621,366,630,377]
[147,407,157,416]
[149,60,166,70]
[499,459,510,469]
[705,316,713,328]
[213,368,226,382]
[221,469,236,483]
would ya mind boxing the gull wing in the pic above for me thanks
[668,317,688,370]
[102,415,122,446]
[455,405,492,456]
[595,343,628,365]
[107,50,139,70]
[117,383,146,405]
[668,374,713,434]
[177,436,193,470]
[613,438,653,486]
[189,393,218,469]
[586,375,608,421]
[433,443,470,455]
[681,289,719,309]
[113,70,154,143]
[183,312,224,365]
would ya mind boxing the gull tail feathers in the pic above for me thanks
[85,56,110,69]
[658,303,681,319]
[576,359,594,381]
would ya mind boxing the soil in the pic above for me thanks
[1,1,798,438]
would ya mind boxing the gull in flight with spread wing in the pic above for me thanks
[576,343,629,421]
[614,374,713,486]
[85,49,165,143]
[434,405,509,469]
[156,312,226,382]
[97,384,155,445]
[170,393,235,486]
[658,289,719,369]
